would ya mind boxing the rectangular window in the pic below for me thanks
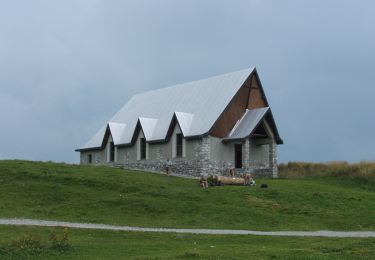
[140,138,146,160]
[109,142,115,162]
[235,144,242,168]
[176,133,183,157]
[88,154,92,164]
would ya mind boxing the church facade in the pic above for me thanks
[76,68,283,178]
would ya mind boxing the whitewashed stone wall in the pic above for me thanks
[80,135,278,178]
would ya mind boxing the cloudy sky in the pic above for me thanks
[0,0,374,163]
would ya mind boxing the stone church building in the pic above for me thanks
[76,68,283,177]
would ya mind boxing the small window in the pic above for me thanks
[109,142,115,162]
[176,133,183,157]
[88,154,92,164]
[140,138,146,160]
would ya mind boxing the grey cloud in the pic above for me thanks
[0,0,374,163]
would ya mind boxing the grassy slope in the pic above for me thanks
[1,226,374,259]
[0,160,374,231]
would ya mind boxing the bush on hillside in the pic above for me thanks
[0,228,71,257]
[278,161,375,184]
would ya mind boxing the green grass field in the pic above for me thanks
[1,226,374,259]
[0,160,374,259]
[0,160,374,231]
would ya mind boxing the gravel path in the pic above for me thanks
[1,218,374,238]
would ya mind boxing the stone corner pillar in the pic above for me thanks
[243,138,250,173]
[269,141,278,178]
[196,136,211,176]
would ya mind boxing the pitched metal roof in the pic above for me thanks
[108,122,127,144]
[224,107,269,141]
[78,68,255,150]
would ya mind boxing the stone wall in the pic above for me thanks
[80,147,107,165]
[120,137,208,177]
[80,135,278,178]
[200,136,278,178]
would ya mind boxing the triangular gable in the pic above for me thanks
[209,68,281,140]
[175,112,194,136]
[247,70,268,109]
[108,122,127,145]
[76,122,128,151]
[139,117,158,140]
[117,118,154,147]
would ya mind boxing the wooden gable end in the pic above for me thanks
[209,71,268,138]
[247,73,268,109]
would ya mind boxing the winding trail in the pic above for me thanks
[0,218,374,238]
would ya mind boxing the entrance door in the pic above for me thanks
[234,144,242,168]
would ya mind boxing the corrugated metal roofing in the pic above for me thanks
[78,68,254,150]
[224,107,269,141]
[108,122,127,144]
[175,112,194,136]
[139,117,158,140]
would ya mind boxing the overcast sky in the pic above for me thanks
[0,0,374,164]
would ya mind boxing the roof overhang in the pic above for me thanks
[223,107,283,144]
[223,107,269,142]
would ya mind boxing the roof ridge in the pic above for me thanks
[132,67,254,97]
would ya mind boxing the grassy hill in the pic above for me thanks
[0,160,374,231]
[0,160,374,259]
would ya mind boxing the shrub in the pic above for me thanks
[50,228,70,251]
[278,161,375,184]
[11,235,43,250]
[5,228,71,252]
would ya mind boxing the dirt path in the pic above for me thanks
[1,218,374,238]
